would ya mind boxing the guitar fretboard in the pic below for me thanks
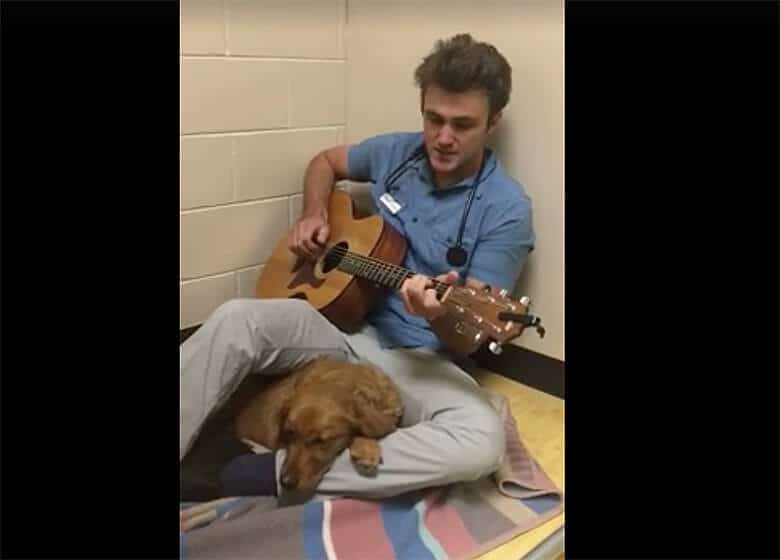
[324,246,449,296]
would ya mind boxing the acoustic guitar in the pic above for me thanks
[255,189,544,357]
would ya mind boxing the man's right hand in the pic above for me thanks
[289,208,330,262]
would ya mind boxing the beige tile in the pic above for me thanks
[180,271,237,328]
[233,128,341,201]
[181,58,288,134]
[236,265,265,299]
[289,194,303,224]
[180,198,289,279]
[227,0,344,59]
[181,0,226,55]
[290,61,345,127]
[180,136,233,209]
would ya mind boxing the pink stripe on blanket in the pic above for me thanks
[422,493,478,558]
[329,499,395,560]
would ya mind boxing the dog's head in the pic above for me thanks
[274,360,403,493]
[277,389,356,492]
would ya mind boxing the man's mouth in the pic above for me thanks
[434,149,456,161]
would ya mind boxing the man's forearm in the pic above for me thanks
[302,153,335,217]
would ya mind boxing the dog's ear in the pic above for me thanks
[350,386,400,439]
[268,396,292,449]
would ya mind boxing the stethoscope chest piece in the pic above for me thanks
[385,143,489,270]
[446,246,468,267]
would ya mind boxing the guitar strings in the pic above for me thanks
[323,245,451,296]
[322,245,513,335]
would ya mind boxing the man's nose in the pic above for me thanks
[437,125,455,145]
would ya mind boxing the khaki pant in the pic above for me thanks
[180,298,504,503]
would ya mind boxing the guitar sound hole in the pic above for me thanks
[322,241,348,274]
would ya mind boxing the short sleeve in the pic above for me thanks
[347,132,420,183]
[466,203,535,291]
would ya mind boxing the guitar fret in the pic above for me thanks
[396,268,406,288]
[337,250,426,292]
[378,264,390,287]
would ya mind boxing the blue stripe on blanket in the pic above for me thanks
[381,494,436,560]
[303,501,328,560]
[521,494,561,515]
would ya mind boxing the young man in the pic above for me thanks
[180,33,535,503]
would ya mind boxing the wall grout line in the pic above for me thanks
[229,136,237,203]
[222,0,230,55]
[181,125,345,138]
[181,270,236,284]
[339,0,346,60]
[182,54,345,62]
[287,66,293,129]
[182,263,265,285]
[180,194,294,214]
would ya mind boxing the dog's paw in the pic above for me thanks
[349,437,382,475]
[383,405,404,419]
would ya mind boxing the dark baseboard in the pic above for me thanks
[180,325,200,344]
[179,324,564,399]
[471,344,564,400]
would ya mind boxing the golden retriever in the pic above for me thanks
[234,358,403,493]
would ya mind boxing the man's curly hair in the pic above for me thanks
[414,33,512,121]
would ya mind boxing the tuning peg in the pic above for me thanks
[499,288,509,297]
[488,341,503,355]
[520,296,531,306]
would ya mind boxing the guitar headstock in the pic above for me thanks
[434,284,545,356]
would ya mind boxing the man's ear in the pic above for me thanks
[487,110,502,135]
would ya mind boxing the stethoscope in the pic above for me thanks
[384,144,489,267]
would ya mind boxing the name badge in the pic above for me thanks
[379,193,403,215]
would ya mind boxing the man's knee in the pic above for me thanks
[444,404,505,482]
[210,297,314,324]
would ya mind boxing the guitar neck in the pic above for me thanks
[326,247,450,296]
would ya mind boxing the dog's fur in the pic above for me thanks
[233,358,403,492]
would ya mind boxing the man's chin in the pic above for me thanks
[430,159,459,176]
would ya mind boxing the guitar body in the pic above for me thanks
[255,190,407,332]
[256,190,544,355]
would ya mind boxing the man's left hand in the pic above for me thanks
[399,270,459,322]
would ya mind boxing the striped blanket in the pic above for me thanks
[180,392,563,560]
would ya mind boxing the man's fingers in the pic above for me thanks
[399,281,415,314]
[315,224,330,245]
[434,270,459,285]
[423,288,442,312]
[403,275,431,315]
[301,237,320,257]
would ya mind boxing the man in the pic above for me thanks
[180,33,535,503]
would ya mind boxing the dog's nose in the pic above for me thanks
[280,473,297,490]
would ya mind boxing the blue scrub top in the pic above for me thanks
[347,131,535,350]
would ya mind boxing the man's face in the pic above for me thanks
[421,84,499,184]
